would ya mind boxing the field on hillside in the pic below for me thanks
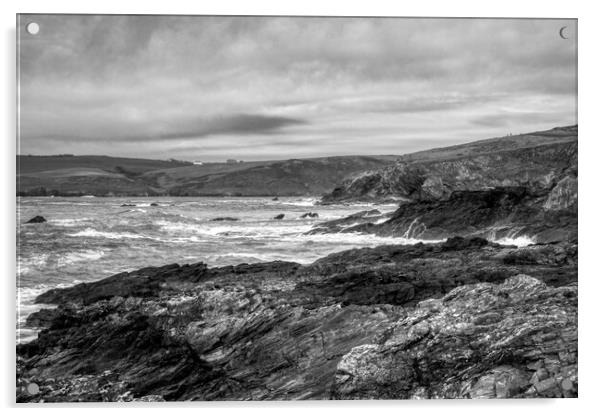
[17,155,192,175]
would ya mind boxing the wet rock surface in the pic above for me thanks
[307,209,384,235]
[313,126,577,244]
[312,186,577,243]
[332,275,577,399]
[321,126,577,205]
[17,237,577,401]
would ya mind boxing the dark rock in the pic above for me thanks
[25,308,62,328]
[17,238,577,402]
[321,126,577,205]
[332,275,577,399]
[311,186,577,243]
[150,203,159,207]
[441,236,489,251]
[300,212,319,218]
[120,204,136,207]
[210,217,239,222]
[272,197,279,201]
[35,262,209,305]
[307,209,382,234]
[25,215,46,224]
[315,127,577,244]
[273,214,285,220]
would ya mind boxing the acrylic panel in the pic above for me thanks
[16,14,577,402]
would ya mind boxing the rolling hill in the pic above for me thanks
[16,154,399,197]
[321,125,577,204]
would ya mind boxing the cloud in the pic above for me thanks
[17,15,577,161]
[158,114,307,140]
[471,111,572,128]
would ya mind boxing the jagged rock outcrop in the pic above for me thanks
[307,209,384,234]
[312,186,577,243]
[333,275,577,399]
[312,126,577,243]
[17,238,577,402]
[544,175,578,211]
[321,126,577,205]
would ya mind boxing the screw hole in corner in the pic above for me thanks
[26,22,40,35]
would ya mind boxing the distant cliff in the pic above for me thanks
[17,155,398,197]
[320,125,577,204]
[147,156,398,196]
[312,126,577,243]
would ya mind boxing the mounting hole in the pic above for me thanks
[26,382,39,395]
[26,22,40,35]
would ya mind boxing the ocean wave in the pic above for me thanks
[157,220,310,238]
[130,202,166,207]
[291,231,444,246]
[17,280,82,344]
[67,228,148,240]
[278,198,319,207]
[49,218,91,227]
[123,208,147,213]
[17,254,49,275]
[57,250,105,267]
[493,236,535,247]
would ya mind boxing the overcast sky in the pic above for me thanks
[18,15,577,162]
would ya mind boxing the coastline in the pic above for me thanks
[17,236,577,401]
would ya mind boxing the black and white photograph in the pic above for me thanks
[15,14,577,402]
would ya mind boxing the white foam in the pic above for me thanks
[50,218,90,227]
[67,228,148,240]
[135,203,159,207]
[157,220,310,239]
[372,216,392,225]
[16,281,81,344]
[493,236,535,247]
[294,231,443,247]
[279,198,319,207]
[17,254,49,275]
[57,250,105,267]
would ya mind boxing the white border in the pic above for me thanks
[2,1,600,415]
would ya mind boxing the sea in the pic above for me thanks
[17,196,435,344]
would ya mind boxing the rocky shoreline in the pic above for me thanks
[320,126,577,205]
[310,126,578,245]
[309,185,577,243]
[17,237,577,401]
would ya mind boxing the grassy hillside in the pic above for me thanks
[16,154,399,197]
[321,125,577,204]
[18,125,577,199]
[148,156,399,196]
[397,125,577,164]
[17,155,191,175]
